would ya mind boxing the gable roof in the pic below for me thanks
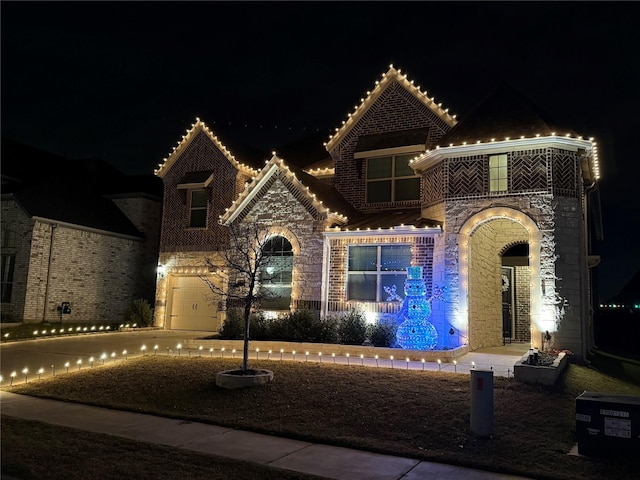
[220,155,356,226]
[154,118,262,178]
[10,181,145,238]
[1,138,158,238]
[272,130,333,169]
[325,65,457,151]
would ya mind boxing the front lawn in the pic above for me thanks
[4,356,640,480]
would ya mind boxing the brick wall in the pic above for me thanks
[159,130,253,252]
[552,195,588,354]
[19,221,151,323]
[515,265,531,341]
[111,196,162,302]
[325,233,435,315]
[1,199,34,321]
[329,80,452,212]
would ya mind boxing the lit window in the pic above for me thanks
[347,245,411,301]
[489,154,508,193]
[259,236,293,310]
[189,190,207,228]
[366,154,420,203]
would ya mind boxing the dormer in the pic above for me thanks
[323,65,457,212]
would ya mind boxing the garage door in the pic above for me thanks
[169,276,222,331]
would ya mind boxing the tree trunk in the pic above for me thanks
[242,302,251,372]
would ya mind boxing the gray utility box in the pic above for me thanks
[575,391,640,456]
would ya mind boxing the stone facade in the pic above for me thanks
[246,178,325,306]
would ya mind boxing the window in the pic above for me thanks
[366,154,420,203]
[347,244,411,301]
[259,236,293,310]
[489,154,508,193]
[1,254,15,303]
[1,228,16,303]
[189,190,207,228]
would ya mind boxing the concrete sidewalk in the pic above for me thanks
[1,391,531,480]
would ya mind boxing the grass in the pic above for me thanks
[4,356,640,480]
[1,416,323,480]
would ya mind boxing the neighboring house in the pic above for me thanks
[1,139,162,324]
[154,66,600,359]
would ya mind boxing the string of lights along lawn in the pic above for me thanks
[0,341,513,387]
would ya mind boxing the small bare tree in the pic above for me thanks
[201,220,281,373]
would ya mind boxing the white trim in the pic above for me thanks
[411,136,593,171]
[155,119,259,178]
[221,156,348,226]
[32,216,144,242]
[223,162,279,225]
[354,145,425,159]
[323,226,441,240]
[326,66,457,151]
[176,173,214,190]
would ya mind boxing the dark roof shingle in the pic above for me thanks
[436,84,578,147]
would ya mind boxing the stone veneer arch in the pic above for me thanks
[456,207,543,350]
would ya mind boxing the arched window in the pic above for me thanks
[259,236,293,310]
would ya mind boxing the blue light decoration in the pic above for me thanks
[395,266,442,350]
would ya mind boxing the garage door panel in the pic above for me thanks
[169,276,223,331]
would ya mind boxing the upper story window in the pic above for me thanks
[366,154,420,203]
[489,154,508,193]
[189,189,208,228]
[347,244,411,302]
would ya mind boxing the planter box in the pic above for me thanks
[514,352,567,386]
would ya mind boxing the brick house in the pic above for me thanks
[154,66,599,358]
[1,139,162,324]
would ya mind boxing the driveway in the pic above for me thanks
[0,330,209,385]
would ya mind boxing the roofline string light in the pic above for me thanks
[410,134,600,180]
[220,154,348,226]
[325,65,458,151]
[155,118,259,178]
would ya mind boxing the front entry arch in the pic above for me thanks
[458,208,541,350]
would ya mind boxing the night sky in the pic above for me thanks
[2,1,639,302]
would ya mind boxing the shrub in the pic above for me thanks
[220,308,245,339]
[123,299,153,327]
[368,318,398,347]
[338,309,367,345]
[317,315,339,344]
[287,310,339,343]
[249,312,270,340]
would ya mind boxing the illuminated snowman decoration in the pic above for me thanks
[395,266,439,350]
